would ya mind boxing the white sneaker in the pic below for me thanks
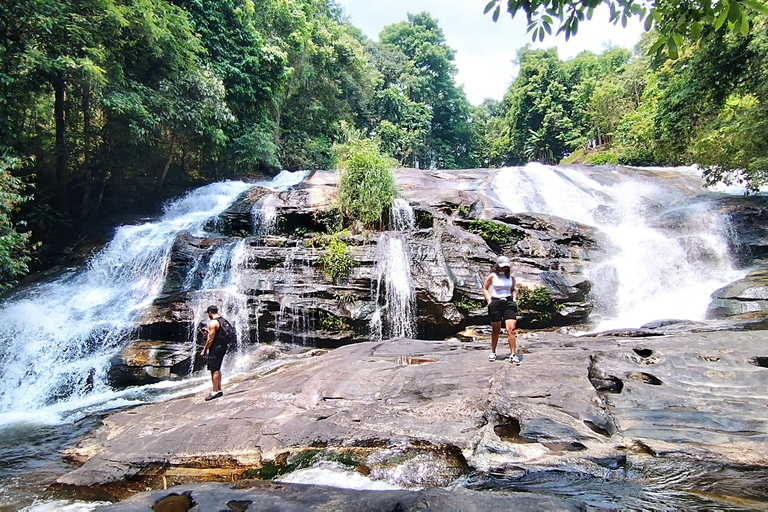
[509,354,521,365]
[489,352,497,361]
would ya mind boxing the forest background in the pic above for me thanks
[1,0,768,289]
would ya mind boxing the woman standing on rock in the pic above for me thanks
[483,256,520,364]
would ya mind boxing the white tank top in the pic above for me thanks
[489,273,513,299]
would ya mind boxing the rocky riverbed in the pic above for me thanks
[58,320,768,509]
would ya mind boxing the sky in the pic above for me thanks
[336,0,646,106]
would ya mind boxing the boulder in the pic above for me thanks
[707,268,768,318]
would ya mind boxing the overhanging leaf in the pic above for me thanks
[691,21,703,38]
[484,0,496,15]
[644,12,654,31]
[715,3,730,30]
[743,0,768,16]
[493,5,501,21]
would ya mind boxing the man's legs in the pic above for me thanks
[211,370,222,393]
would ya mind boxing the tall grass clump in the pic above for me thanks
[337,138,397,229]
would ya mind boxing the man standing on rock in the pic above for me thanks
[200,305,233,401]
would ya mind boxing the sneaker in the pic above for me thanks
[509,354,521,365]
[488,352,497,361]
[205,391,223,401]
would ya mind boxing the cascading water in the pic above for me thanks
[370,198,417,340]
[251,194,279,236]
[494,163,746,330]
[276,245,316,345]
[391,197,416,231]
[0,171,308,425]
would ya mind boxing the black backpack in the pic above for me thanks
[216,316,236,346]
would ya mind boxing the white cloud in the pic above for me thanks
[336,0,646,105]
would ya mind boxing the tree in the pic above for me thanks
[378,13,479,168]
[0,155,35,289]
[500,47,577,164]
[483,0,768,59]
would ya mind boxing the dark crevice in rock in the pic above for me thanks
[633,348,653,358]
[749,357,768,368]
[584,419,614,437]
[627,372,663,385]
[588,356,624,393]
[493,417,521,441]
[543,441,587,452]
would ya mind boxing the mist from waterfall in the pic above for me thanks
[494,163,746,330]
[0,171,308,425]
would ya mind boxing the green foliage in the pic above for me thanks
[0,155,35,290]
[454,296,485,312]
[588,151,620,165]
[468,220,523,253]
[334,292,357,308]
[377,13,479,168]
[483,0,768,60]
[337,138,397,229]
[517,285,562,322]
[315,207,345,234]
[320,231,353,282]
[319,312,350,332]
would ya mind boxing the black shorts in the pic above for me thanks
[488,297,518,323]
[206,344,227,372]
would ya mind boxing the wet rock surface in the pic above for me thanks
[101,480,582,511]
[61,328,768,504]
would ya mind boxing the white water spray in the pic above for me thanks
[494,164,745,330]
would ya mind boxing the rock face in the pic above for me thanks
[61,328,768,506]
[115,169,604,385]
[107,167,768,387]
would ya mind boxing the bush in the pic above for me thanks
[337,138,397,229]
[320,231,353,282]
[0,154,35,290]
[468,219,523,253]
[517,285,562,322]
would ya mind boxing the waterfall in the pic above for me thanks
[494,163,745,330]
[252,194,279,236]
[370,236,416,340]
[275,245,316,345]
[0,171,308,425]
[391,197,416,231]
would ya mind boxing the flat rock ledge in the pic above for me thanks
[59,329,768,504]
[101,481,580,511]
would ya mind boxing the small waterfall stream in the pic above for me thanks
[494,164,746,330]
[370,198,417,340]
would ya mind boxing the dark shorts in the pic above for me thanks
[206,344,227,372]
[488,297,518,323]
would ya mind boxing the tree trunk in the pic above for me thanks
[155,134,176,192]
[53,73,67,211]
[81,82,92,220]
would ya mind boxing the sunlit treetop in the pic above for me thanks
[484,0,768,59]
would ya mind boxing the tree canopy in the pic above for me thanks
[484,0,768,59]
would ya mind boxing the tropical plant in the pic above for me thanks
[320,231,354,282]
[337,138,397,229]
